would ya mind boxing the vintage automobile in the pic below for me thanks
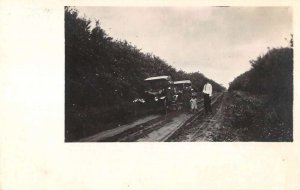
[143,76,178,109]
[174,80,193,110]
[174,80,192,93]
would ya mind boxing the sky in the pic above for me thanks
[76,6,292,88]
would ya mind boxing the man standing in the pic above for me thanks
[202,80,212,114]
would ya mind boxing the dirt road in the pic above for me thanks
[79,93,225,142]
[170,92,240,142]
[79,90,292,142]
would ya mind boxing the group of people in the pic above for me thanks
[189,80,212,114]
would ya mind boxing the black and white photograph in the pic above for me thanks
[2,1,300,190]
[65,6,293,142]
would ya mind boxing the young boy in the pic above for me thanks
[190,95,198,113]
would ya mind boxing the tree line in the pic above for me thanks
[228,37,293,140]
[228,44,293,99]
[65,7,225,141]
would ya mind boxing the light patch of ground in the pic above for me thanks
[171,93,229,142]
[191,99,225,141]
[79,115,160,142]
[137,113,192,142]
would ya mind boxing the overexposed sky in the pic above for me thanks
[76,7,292,88]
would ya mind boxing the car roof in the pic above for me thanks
[174,80,191,84]
[144,76,170,81]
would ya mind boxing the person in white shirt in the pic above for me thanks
[202,80,212,114]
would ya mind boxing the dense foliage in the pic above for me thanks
[229,47,293,97]
[65,7,225,141]
[228,43,293,141]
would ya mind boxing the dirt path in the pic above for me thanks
[80,91,291,142]
[189,97,225,141]
[79,115,161,142]
[170,92,240,142]
[137,113,193,142]
[79,93,224,142]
